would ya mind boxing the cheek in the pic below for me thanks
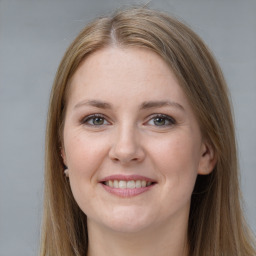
[153,132,200,167]
[66,134,109,213]
[65,133,108,175]
[150,133,201,191]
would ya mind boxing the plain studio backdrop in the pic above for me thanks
[0,0,255,255]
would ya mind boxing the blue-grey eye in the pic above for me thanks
[153,117,167,126]
[91,117,105,125]
[82,115,109,126]
[148,115,175,127]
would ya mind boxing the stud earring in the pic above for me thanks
[64,168,69,177]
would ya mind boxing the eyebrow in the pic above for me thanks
[140,100,184,111]
[74,100,112,109]
[74,99,184,111]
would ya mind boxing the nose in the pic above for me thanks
[109,125,145,165]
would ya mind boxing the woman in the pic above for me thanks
[40,7,256,256]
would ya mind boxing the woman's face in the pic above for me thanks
[62,47,214,233]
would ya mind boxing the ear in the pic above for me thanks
[60,147,68,167]
[197,141,217,175]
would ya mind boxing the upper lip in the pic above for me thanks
[99,174,156,183]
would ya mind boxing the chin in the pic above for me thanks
[91,207,155,234]
[104,218,151,233]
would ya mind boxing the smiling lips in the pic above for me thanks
[100,175,156,197]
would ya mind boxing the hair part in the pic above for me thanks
[40,6,256,256]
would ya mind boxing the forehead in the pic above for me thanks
[68,47,187,104]
[73,47,175,81]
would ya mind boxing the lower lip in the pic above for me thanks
[101,183,154,197]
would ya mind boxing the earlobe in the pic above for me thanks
[198,142,217,175]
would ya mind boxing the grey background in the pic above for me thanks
[0,0,255,255]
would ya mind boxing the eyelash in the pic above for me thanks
[146,114,176,127]
[80,114,176,127]
[81,114,110,126]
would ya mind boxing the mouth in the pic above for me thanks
[102,180,154,189]
[99,175,157,197]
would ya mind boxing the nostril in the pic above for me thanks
[113,157,119,162]
[111,156,140,164]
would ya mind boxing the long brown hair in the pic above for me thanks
[40,7,256,256]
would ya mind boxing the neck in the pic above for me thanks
[87,216,189,256]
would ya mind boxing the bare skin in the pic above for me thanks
[62,47,215,256]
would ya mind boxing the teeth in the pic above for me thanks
[119,180,127,189]
[135,180,141,188]
[113,180,119,188]
[127,180,135,189]
[104,180,153,189]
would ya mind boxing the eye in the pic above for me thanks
[81,114,110,126]
[147,114,176,127]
